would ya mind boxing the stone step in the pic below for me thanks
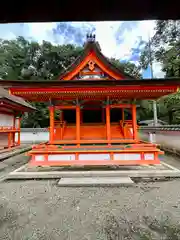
[57,177,134,186]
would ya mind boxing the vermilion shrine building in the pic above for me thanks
[1,34,180,165]
[0,87,35,149]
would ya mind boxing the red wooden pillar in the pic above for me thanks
[49,106,55,144]
[12,115,16,146]
[59,109,63,140]
[132,104,138,140]
[17,117,21,146]
[8,133,12,148]
[106,100,111,145]
[76,102,81,147]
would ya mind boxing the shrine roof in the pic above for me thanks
[0,78,180,101]
[0,87,35,111]
[58,37,135,80]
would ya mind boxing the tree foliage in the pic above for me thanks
[140,20,180,77]
[140,20,180,124]
[110,58,142,79]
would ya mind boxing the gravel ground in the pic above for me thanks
[1,154,180,239]
[1,179,180,239]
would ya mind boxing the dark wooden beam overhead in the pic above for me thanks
[1,0,179,23]
[1,78,180,88]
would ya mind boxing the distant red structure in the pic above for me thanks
[1,34,180,166]
[0,87,35,149]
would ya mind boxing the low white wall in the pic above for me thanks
[15,132,49,143]
[16,129,180,144]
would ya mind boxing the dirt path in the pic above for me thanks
[0,154,180,239]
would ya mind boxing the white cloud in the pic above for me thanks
[0,21,163,77]
[90,20,156,60]
[26,22,57,43]
[89,21,121,58]
[152,62,165,78]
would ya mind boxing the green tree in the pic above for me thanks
[140,20,180,76]
[0,37,84,127]
[140,20,180,124]
[110,58,142,79]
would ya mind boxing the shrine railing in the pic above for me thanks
[15,126,180,144]
[20,125,180,132]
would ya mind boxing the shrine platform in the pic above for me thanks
[7,156,180,180]
[27,142,163,166]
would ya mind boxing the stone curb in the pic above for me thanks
[7,169,180,180]
[0,146,32,161]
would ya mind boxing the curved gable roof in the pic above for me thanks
[58,38,135,80]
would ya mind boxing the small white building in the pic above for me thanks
[0,87,35,149]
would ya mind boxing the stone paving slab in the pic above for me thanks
[58,177,134,186]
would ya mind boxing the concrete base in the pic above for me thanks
[6,161,180,180]
[58,177,134,186]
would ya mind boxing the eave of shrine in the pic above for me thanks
[1,78,179,101]
[0,87,35,112]
[0,98,34,113]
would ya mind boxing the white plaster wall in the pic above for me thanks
[15,132,49,143]
[0,114,13,127]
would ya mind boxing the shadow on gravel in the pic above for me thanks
[103,215,180,239]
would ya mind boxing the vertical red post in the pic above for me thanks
[59,109,63,140]
[8,133,11,148]
[49,106,55,144]
[12,115,16,146]
[76,102,81,147]
[17,117,21,145]
[106,100,111,145]
[132,104,138,140]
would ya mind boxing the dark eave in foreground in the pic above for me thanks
[0,78,180,89]
[0,1,179,23]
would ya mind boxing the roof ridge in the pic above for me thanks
[58,40,135,80]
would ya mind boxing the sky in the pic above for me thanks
[0,21,164,78]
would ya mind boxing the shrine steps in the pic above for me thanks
[57,177,134,186]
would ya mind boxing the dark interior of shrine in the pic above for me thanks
[63,108,131,124]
